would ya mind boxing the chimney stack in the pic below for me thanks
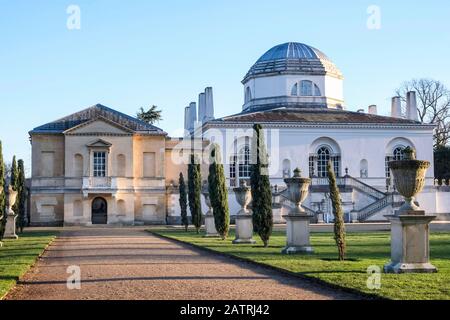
[368,105,378,115]
[189,102,197,132]
[406,91,419,121]
[198,92,206,123]
[204,87,215,121]
[391,96,402,118]
[184,106,190,132]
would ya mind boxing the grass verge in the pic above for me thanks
[0,231,58,299]
[151,228,450,300]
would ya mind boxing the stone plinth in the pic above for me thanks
[384,214,437,274]
[282,214,313,254]
[204,213,219,237]
[4,213,18,239]
[4,185,18,239]
[233,215,256,244]
[202,190,219,238]
[316,212,325,224]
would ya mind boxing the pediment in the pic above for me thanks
[86,139,112,148]
[64,117,134,135]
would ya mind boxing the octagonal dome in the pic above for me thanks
[243,42,343,83]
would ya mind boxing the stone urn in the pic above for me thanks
[202,187,219,238]
[388,147,430,215]
[282,168,313,254]
[284,168,311,215]
[232,181,255,244]
[4,184,18,239]
[384,147,437,274]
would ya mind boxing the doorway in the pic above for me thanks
[92,197,108,224]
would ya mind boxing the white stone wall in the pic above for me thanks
[244,74,342,102]
[204,125,435,184]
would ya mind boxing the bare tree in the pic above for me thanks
[396,78,450,148]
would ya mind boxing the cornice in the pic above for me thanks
[203,121,435,131]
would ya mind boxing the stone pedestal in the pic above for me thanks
[202,189,219,238]
[282,215,313,254]
[233,215,256,244]
[384,214,437,274]
[316,212,325,224]
[204,214,219,237]
[350,210,359,223]
[4,213,18,239]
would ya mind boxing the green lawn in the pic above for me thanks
[152,228,450,300]
[0,231,58,299]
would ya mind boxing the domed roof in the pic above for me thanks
[243,42,342,83]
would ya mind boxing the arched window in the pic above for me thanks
[317,147,331,177]
[245,87,252,103]
[291,83,298,96]
[230,136,252,187]
[385,146,406,178]
[393,147,406,160]
[74,154,83,177]
[116,154,126,177]
[309,145,341,178]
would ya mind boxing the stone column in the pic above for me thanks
[384,147,437,273]
[4,185,18,240]
[232,182,255,244]
[282,169,313,254]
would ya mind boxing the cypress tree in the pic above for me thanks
[207,144,230,240]
[250,124,273,247]
[327,160,346,261]
[11,156,18,191]
[16,160,26,233]
[179,172,189,232]
[0,142,6,241]
[188,154,202,234]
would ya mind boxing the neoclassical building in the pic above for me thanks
[29,105,188,226]
[196,42,447,222]
[29,42,449,226]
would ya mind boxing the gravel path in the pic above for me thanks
[6,228,359,300]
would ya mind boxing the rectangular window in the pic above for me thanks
[385,156,392,178]
[143,152,156,178]
[301,81,313,96]
[309,156,315,178]
[93,152,106,177]
[332,156,341,178]
[229,156,236,178]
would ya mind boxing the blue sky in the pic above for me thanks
[1,0,450,174]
